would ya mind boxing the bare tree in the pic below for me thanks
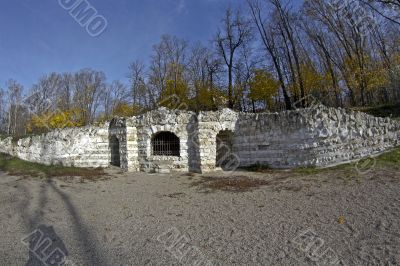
[0,88,6,134]
[358,0,400,25]
[128,60,148,108]
[148,35,189,106]
[302,18,343,107]
[234,41,260,111]
[103,80,130,119]
[247,0,293,109]
[187,43,216,110]
[73,69,106,125]
[57,73,74,111]
[270,0,307,106]
[215,8,252,109]
[26,73,62,117]
[205,56,223,92]
[6,79,23,135]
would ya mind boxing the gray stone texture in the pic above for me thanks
[0,105,398,172]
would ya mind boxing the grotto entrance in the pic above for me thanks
[151,131,180,157]
[109,118,127,169]
[110,135,121,167]
[216,130,235,170]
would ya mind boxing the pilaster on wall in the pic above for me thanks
[94,127,112,167]
[197,126,217,172]
[126,126,139,172]
[196,109,238,173]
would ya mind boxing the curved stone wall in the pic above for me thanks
[0,105,398,172]
[234,105,400,168]
[0,125,110,168]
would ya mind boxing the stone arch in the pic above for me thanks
[108,118,127,169]
[151,131,180,157]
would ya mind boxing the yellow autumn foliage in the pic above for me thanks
[27,109,85,134]
[301,64,327,94]
[344,55,387,93]
[112,102,141,117]
[159,79,189,109]
[249,69,280,107]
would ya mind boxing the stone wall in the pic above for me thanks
[126,108,197,172]
[0,125,110,168]
[0,137,13,155]
[0,105,398,172]
[196,109,239,172]
[234,105,400,168]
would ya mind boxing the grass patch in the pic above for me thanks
[291,147,400,176]
[376,147,400,168]
[0,153,106,180]
[192,176,270,193]
[354,103,400,118]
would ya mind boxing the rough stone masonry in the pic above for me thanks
[0,105,399,173]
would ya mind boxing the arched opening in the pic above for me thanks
[110,136,121,167]
[216,130,235,170]
[151,131,180,157]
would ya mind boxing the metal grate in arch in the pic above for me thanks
[151,132,180,156]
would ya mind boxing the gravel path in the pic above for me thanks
[0,168,399,265]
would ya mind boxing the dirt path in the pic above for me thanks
[0,168,399,265]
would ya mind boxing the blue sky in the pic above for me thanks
[0,0,244,90]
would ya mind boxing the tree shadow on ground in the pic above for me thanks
[24,224,69,266]
[15,178,108,265]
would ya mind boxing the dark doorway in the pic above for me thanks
[110,136,120,167]
[216,130,234,170]
[151,131,180,156]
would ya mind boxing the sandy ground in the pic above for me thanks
[0,167,399,266]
